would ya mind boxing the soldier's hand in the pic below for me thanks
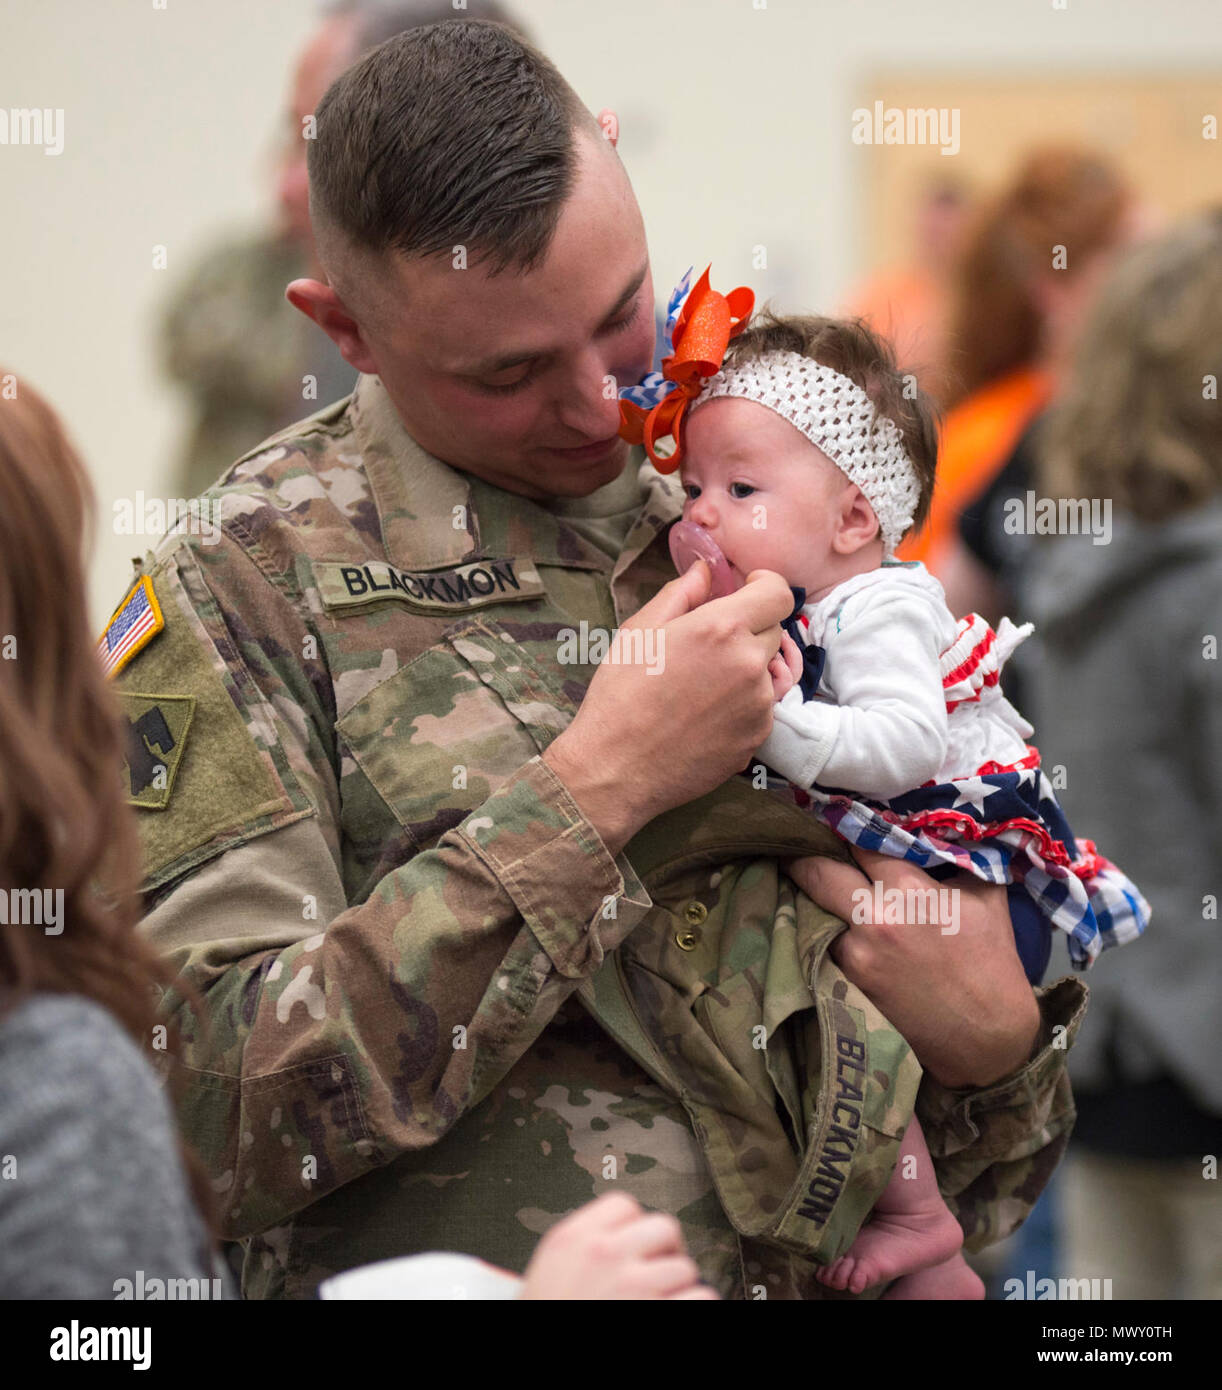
[785,847,1042,1088]
[519,1192,719,1300]
[542,561,793,855]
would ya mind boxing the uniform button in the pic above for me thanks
[683,901,708,926]
[674,929,700,952]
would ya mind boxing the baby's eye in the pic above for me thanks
[729,482,756,499]
[682,483,701,500]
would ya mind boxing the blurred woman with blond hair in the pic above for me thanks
[1021,210,1222,1299]
[901,145,1137,591]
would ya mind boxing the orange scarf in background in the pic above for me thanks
[899,364,1055,574]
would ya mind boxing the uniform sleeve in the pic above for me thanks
[756,589,949,800]
[119,533,653,1241]
[916,976,1087,1251]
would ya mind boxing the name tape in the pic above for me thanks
[316,557,545,613]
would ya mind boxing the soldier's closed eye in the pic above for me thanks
[478,369,536,396]
[478,299,644,396]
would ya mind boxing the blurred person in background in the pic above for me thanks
[160,0,526,500]
[1021,211,1222,1299]
[0,373,227,1299]
[900,147,1136,602]
[844,178,972,407]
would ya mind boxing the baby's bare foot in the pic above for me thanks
[815,1199,963,1294]
[882,1252,985,1300]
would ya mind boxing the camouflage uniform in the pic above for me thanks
[108,373,1087,1299]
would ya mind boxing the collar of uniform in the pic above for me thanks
[614,460,683,579]
[351,373,627,574]
[352,374,473,569]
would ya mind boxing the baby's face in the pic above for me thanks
[679,397,853,594]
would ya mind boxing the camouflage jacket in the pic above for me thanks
[108,373,1087,1299]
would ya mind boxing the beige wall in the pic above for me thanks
[2,0,1221,624]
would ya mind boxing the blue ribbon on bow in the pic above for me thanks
[617,266,694,410]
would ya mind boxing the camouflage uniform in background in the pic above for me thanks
[107,373,1086,1299]
[159,232,358,500]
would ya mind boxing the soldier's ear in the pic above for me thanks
[285,279,379,375]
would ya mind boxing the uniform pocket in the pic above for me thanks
[334,616,580,852]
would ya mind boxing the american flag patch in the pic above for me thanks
[97,575,164,679]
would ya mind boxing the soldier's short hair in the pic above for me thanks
[309,19,600,280]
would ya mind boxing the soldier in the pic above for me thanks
[159,1,524,501]
[106,21,1085,1299]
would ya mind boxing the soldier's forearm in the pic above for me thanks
[155,758,653,1239]
[540,731,652,858]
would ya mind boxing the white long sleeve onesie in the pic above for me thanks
[757,562,1034,801]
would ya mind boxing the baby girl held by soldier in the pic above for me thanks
[619,270,1150,1298]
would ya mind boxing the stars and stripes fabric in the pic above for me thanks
[783,756,1150,968]
[97,575,163,679]
[942,611,1013,712]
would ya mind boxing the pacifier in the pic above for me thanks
[668,520,741,599]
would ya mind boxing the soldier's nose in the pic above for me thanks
[557,356,621,439]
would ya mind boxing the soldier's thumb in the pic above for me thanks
[632,561,711,628]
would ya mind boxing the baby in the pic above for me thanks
[621,284,1150,1298]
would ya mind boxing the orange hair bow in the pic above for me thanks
[617,265,754,472]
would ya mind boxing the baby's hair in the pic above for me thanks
[723,310,940,541]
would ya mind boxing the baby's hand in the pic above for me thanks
[519,1192,718,1300]
[768,631,804,701]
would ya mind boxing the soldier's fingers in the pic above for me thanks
[666,1284,721,1300]
[712,568,793,636]
[626,560,711,629]
[784,852,871,924]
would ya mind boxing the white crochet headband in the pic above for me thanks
[689,350,921,554]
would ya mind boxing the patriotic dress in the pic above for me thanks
[757,560,1149,968]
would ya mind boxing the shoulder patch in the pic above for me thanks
[116,692,195,809]
[110,549,314,891]
[97,575,163,678]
